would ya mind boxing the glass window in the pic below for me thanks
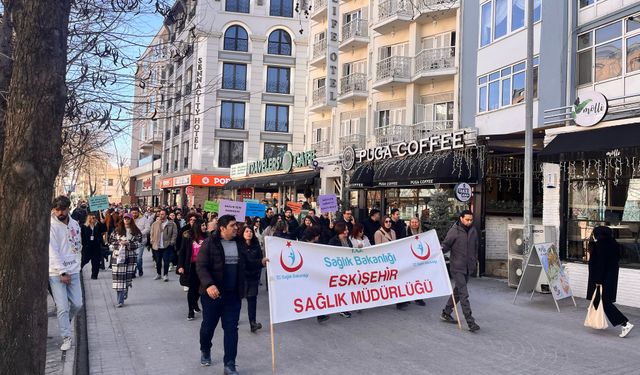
[595,39,622,81]
[494,0,508,39]
[513,62,526,72]
[512,71,525,104]
[268,30,292,56]
[595,21,622,44]
[501,67,512,76]
[511,0,525,31]
[577,50,592,85]
[220,101,245,129]
[533,0,541,22]
[501,77,511,106]
[264,143,288,159]
[222,63,247,90]
[270,0,293,17]
[226,0,249,13]
[223,25,248,52]
[479,85,488,112]
[265,104,289,132]
[628,17,640,33]
[578,32,592,50]
[579,0,595,8]
[488,80,500,110]
[479,76,488,84]
[266,66,291,94]
[627,34,640,73]
[480,2,492,47]
[219,140,244,168]
[489,71,501,81]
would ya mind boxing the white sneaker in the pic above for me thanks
[620,322,634,338]
[169,265,176,272]
[183,286,189,292]
[163,275,169,282]
[153,274,161,280]
[60,337,72,351]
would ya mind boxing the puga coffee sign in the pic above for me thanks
[572,91,607,127]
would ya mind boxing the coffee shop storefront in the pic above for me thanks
[225,150,320,211]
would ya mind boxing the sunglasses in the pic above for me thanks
[384,220,392,223]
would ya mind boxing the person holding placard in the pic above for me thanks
[587,226,634,338]
[440,210,480,332]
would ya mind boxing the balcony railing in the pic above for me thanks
[418,0,458,11]
[312,0,327,14]
[144,130,163,144]
[414,46,455,75]
[312,39,327,60]
[412,120,454,139]
[342,19,368,41]
[374,124,411,147]
[376,56,411,81]
[339,134,366,150]
[312,140,331,157]
[340,73,367,96]
[312,86,326,107]
[378,0,414,22]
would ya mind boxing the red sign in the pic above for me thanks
[160,178,173,188]
[142,177,152,191]
[192,174,231,187]
[186,186,195,195]
[286,201,303,215]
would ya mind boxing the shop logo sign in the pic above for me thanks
[280,241,304,273]
[342,146,356,171]
[454,182,472,202]
[572,91,607,127]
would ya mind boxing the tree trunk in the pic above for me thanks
[0,0,71,373]
[0,0,14,167]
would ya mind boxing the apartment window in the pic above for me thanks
[265,104,289,132]
[270,0,293,17]
[182,141,190,169]
[224,25,249,52]
[173,111,181,136]
[219,140,244,168]
[477,57,539,113]
[172,145,179,171]
[266,66,291,94]
[107,179,114,186]
[480,0,541,47]
[268,30,292,56]
[579,0,595,8]
[264,143,288,159]
[222,63,247,90]
[220,101,246,129]
[577,19,640,85]
[226,0,249,13]
[183,105,191,131]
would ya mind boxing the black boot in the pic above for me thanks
[250,321,262,333]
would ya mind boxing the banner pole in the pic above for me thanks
[265,243,277,374]
[450,291,462,330]
[270,321,276,374]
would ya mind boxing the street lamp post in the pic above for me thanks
[523,0,535,256]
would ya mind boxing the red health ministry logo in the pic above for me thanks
[410,236,431,261]
[279,241,304,272]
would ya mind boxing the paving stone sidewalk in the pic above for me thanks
[45,294,76,375]
[82,251,640,375]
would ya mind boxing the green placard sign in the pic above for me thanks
[88,195,109,212]
[204,200,219,213]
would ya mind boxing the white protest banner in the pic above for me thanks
[218,199,247,219]
[317,194,338,213]
[265,230,453,324]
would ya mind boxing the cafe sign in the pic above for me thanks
[342,131,467,170]
[247,150,317,176]
[572,91,607,127]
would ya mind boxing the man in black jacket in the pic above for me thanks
[335,208,356,233]
[390,208,407,240]
[283,207,299,234]
[362,209,381,245]
[195,215,249,374]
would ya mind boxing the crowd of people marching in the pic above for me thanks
[48,195,634,374]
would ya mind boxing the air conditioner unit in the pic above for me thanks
[508,225,525,256]
[508,256,524,288]
[507,224,557,290]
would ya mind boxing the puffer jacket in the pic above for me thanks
[441,222,478,274]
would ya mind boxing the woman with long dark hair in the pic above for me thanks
[108,213,142,307]
[239,225,265,332]
[178,218,207,320]
[588,226,634,338]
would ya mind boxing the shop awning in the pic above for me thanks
[538,123,640,162]
[349,164,374,188]
[224,170,319,190]
[373,152,477,187]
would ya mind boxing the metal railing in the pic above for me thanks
[374,124,411,146]
[144,130,163,143]
[340,73,367,96]
[342,19,368,41]
[378,0,414,22]
[312,86,326,107]
[418,0,458,11]
[414,46,455,75]
[339,134,366,150]
[411,120,454,139]
[312,140,331,156]
[312,39,327,60]
[376,56,411,81]
[312,0,327,14]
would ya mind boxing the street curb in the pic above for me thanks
[74,271,90,375]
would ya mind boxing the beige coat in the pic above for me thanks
[374,228,396,244]
[150,219,178,250]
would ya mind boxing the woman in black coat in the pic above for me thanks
[178,218,207,320]
[587,226,634,338]
[239,225,264,333]
[81,213,106,280]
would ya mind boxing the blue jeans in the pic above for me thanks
[136,246,144,275]
[199,292,241,365]
[117,291,126,304]
[49,273,83,338]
